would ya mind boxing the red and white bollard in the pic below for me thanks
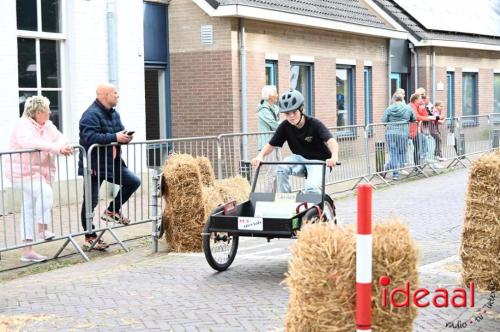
[356,184,372,331]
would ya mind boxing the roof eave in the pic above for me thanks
[193,0,408,40]
[415,39,500,52]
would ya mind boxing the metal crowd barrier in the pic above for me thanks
[84,137,220,254]
[366,118,465,182]
[459,115,492,156]
[1,114,498,260]
[328,125,370,186]
[490,113,500,150]
[0,146,89,259]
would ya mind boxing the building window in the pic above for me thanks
[462,72,478,118]
[265,61,277,86]
[494,73,500,113]
[390,73,409,103]
[336,66,355,127]
[290,63,313,116]
[17,0,63,130]
[447,72,455,118]
[364,67,372,127]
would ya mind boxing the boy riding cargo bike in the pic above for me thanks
[203,90,340,271]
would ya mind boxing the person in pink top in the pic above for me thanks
[6,95,73,262]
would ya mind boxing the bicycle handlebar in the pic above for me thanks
[256,161,341,166]
[250,160,341,198]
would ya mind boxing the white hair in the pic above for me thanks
[261,85,277,101]
[23,95,50,119]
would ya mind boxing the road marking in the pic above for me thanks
[237,242,278,253]
[418,254,460,278]
[238,253,291,261]
[238,248,288,258]
[169,252,205,257]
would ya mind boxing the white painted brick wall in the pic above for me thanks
[0,1,21,152]
[115,0,146,142]
[0,0,146,149]
[65,0,145,143]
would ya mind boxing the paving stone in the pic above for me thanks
[1,168,499,331]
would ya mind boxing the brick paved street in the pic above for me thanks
[0,168,499,331]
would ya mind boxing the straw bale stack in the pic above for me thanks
[202,176,251,220]
[285,221,418,332]
[213,176,251,203]
[202,185,225,220]
[162,154,251,252]
[195,156,215,187]
[162,154,205,252]
[460,150,500,290]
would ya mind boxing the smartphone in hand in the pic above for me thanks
[125,130,135,136]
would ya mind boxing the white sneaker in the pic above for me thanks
[21,252,47,262]
[400,170,410,176]
[433,164,445,169]
[437,157,446,161]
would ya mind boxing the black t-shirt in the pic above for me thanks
[269,115,333,160]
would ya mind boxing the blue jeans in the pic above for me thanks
[276,154,325,194]
[412,133,428,166]
[385,132,407,176]
[80,166,141,237]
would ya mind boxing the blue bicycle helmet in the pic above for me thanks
[278,89,304,113]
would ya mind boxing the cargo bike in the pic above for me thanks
[202,161,338,271]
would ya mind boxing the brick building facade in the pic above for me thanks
[0,0,499,147]
[168,0,500,138]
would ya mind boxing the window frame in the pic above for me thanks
[494,73,500,114]
[336,65,355,125]
[462,72,478,126]
[17,0,65,131]
[364,67,373,127]
[446,72,455,118]
[290,62,314,116]
[265,60,278,86]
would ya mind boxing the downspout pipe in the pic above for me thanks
[409,43,418,91]
[239,18,248,161]
[387,39,392,104]
[107,0,118,86]
[107,0,119,197]
[431,47,436,102]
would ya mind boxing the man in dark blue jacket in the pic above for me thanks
[78,83,141,250]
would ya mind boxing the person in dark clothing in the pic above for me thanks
[78,83,141,250]
[251,89,339,194]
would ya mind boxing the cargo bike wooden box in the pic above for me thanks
[203,161,337,271]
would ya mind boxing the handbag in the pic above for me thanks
[447,132,456,146]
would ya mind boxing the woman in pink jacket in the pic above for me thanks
[6,95,73,262]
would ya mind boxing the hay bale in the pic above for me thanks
[285,221,418,332]
[195,156,215,186]
[202,176,251,223]
[162,154,205,252]
[213,176,251,203]
[202,185,225,220]
[0,314,54,331]
[371,222,419,331]
[161,155,251,252]
[460,150,500,290]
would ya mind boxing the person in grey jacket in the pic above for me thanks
[381,93,416,179]
[257,85,280,150]
[256,85,280,191]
